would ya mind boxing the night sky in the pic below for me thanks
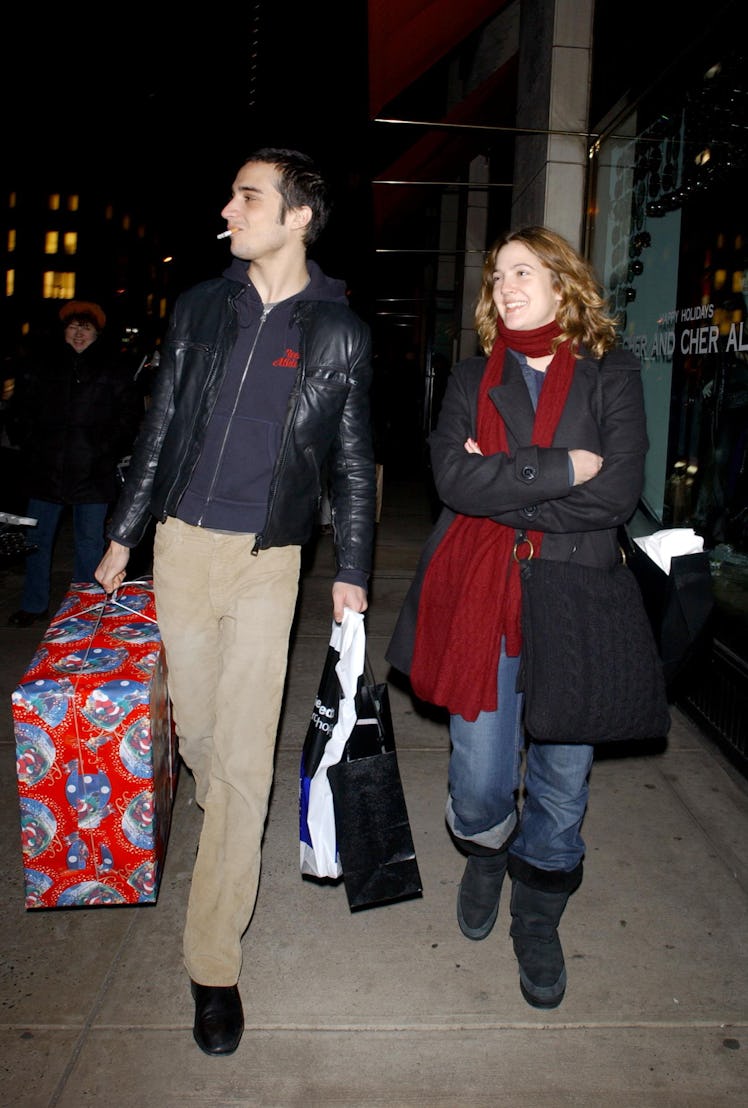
[5,7,370,288]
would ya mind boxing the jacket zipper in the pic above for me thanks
[252,305,306,555]
[196,305,274,528]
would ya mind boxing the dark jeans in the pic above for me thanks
[447,644,594,871]
[21,499,108,613]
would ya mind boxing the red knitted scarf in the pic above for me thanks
[410,319,575,720]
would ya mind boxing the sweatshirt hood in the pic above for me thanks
[222,257,349,305]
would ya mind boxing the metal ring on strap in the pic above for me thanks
[512,536,535,561]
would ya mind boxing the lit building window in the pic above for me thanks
[63,232,77,255]
[44,231,59,254]
[67,195,79,212]
[6,269,15,296]
[105,204,114,220]
[43,271,76,299]
[122,214,131,231]
[7,229,16,252]
[9,192,17,208]
[48,194,61,211]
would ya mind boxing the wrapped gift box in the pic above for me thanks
[13,578,178,909]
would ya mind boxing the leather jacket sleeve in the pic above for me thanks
[258,302,377,583]
[107,284,377,583]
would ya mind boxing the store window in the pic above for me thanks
[588,49,747,568]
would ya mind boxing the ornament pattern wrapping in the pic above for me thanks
[13,578,178,909]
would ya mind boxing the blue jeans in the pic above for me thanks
[21,499,108,613]
[447,645,594,873]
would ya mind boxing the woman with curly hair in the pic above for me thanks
[386,225,648,1009]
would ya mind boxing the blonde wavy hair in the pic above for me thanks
[475,226,619,358]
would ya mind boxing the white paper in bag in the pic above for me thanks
[633,528,704,575]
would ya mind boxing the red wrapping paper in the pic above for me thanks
[13,578,178,908]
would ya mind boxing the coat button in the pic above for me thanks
[521,465,537,481]
[522,505,538,519]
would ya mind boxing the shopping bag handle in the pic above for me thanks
[345,653,394,758]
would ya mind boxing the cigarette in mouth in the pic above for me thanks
[216,228,237,239]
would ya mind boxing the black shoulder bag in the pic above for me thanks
[516,534,671,743]
[515,364,671,744]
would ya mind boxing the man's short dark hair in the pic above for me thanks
[243,148,331,245]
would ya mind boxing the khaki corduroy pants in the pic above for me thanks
[153,516,300,985]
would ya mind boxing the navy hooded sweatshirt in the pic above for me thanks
[176,257,349,534]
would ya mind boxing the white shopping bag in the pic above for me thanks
[299,608,366,879]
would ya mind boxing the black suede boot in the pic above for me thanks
[457,849,510,940]
[507,855,583,1009]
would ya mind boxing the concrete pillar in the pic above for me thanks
[457,155,491,360]
[511,0,595,250]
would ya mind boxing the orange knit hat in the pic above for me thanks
[59,301,107,331]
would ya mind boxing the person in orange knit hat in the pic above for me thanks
[7,300,140,626]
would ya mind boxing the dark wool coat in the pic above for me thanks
[9,336,141,505]
[385,346,648,676]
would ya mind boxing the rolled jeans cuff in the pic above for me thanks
[445,794,517,854]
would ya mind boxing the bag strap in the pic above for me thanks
[357,655,386,731]
[363,651,377,687]
[348,654,394,759]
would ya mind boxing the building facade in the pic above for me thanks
[367,0,747,769]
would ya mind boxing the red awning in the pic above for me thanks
[368,0,514,117]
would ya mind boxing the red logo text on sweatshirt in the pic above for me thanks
[273,348,300,368]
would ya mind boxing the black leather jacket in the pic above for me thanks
[107,276,376,582]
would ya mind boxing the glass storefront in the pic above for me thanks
[588,37,747,660]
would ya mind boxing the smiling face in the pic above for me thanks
[491,240,562,331]
[64,320,98,353]
[219,160,310,264]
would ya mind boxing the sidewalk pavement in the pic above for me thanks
[1,471,747,1107]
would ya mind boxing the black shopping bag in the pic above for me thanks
[327,679,423,911]
[621,528,715,688]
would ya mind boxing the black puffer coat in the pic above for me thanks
[9,336,141,505]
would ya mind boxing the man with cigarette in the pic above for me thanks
[95,148,376,1055]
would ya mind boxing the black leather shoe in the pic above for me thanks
[8,609,49,628]
[190,980,244,1055]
